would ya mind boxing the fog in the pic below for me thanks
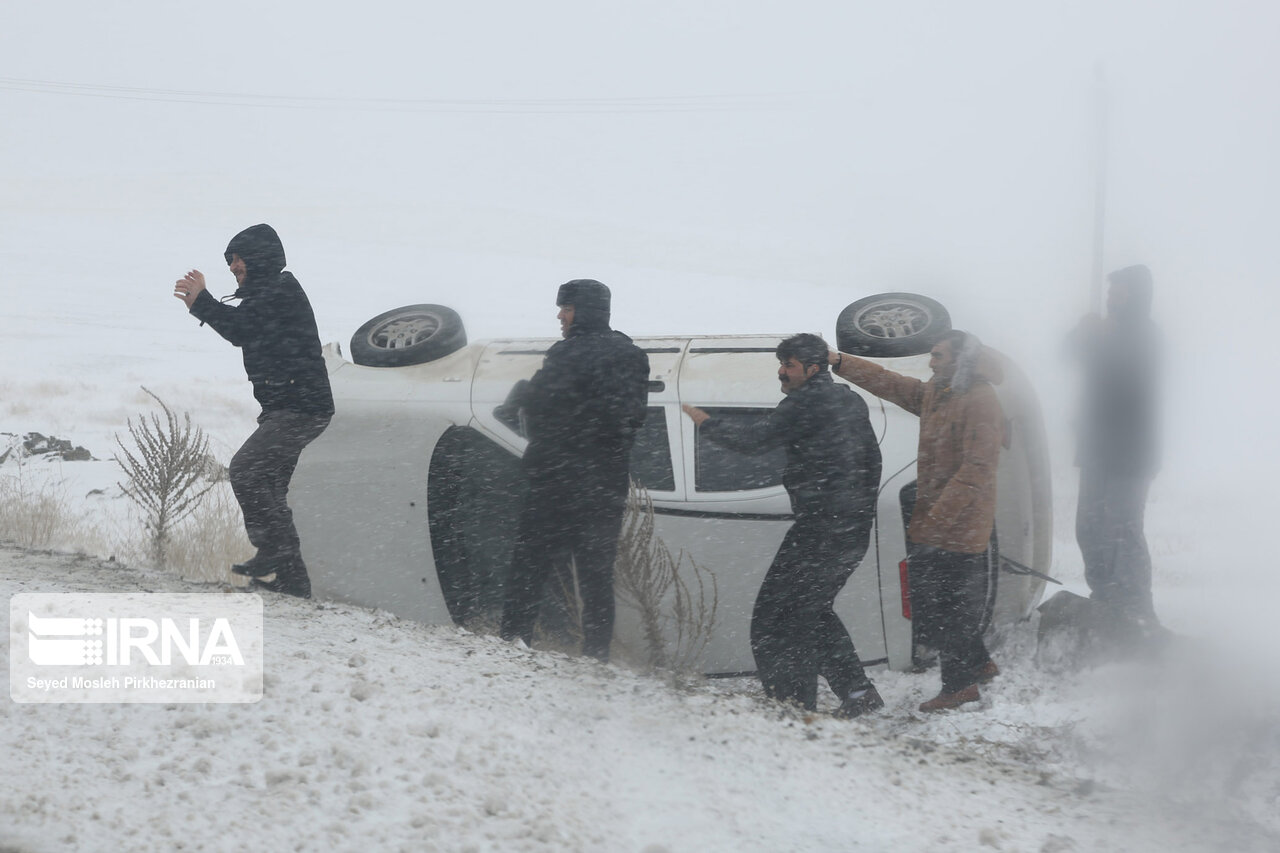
[3,0,1278,770]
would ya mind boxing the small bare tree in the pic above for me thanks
[114,388,218,566]
[614,481,718,671]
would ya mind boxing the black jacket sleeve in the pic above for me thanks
[188,274,333,415]
[189,288,275,348]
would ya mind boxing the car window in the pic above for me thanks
[631,406,675,492]
[694,407,785,492]
[493,398,675,493]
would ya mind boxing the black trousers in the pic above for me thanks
[908,544,993,694]
[1076,466,1155,619]
[229,409,331,558]
[750,515,873,710]
[500,476,627,661]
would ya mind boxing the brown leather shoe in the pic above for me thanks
[976,661,1000,684]
[918,684,980,712]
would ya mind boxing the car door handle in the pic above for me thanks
[648,380,665,394]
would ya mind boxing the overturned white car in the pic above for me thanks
[291,293,1053,674]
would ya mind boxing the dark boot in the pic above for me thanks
[251,575,311,599]
[834,685,885,719]
[250,554,311,599]
[232,550,295,578]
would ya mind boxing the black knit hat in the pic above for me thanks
[556,279,611,331]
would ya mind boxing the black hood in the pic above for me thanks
[225,224,287,284]
[556,279,611,332]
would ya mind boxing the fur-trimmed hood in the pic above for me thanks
[949,333,1004,396]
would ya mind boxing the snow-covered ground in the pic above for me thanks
[2,541,1277,853]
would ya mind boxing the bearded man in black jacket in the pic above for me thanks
[174,224,334,599]
[683,334,884,717]
[499,280,649,661]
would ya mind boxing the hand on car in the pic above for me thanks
[174,270,207,309]
[681,404,710,426]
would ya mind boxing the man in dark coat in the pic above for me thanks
[1068,264,1161,626]
[174,224,334,598]
[499,279,650,660]
[683,334,884,717]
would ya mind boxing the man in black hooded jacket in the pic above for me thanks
[499,280,649,660]
[683,334,884,717]
[174,224,334,598]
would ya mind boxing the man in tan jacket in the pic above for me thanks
[830,330,1004,711]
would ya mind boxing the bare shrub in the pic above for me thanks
[614,481,718,671]
[113,388,218,566]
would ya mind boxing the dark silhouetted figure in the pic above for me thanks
[499,280,649,660]
[1068,264,1161,627]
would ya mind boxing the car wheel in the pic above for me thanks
[836,292,951,357]
[350,304,467,367]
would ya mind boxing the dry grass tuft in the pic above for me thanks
[159,485,253,583]
[109,483,252,584]
[0,454,111,556]
[0,471,72,549]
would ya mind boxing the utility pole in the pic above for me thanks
[1089,63,1109,313]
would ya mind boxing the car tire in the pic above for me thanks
[835,292,951,357]
[350,304,467,367]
